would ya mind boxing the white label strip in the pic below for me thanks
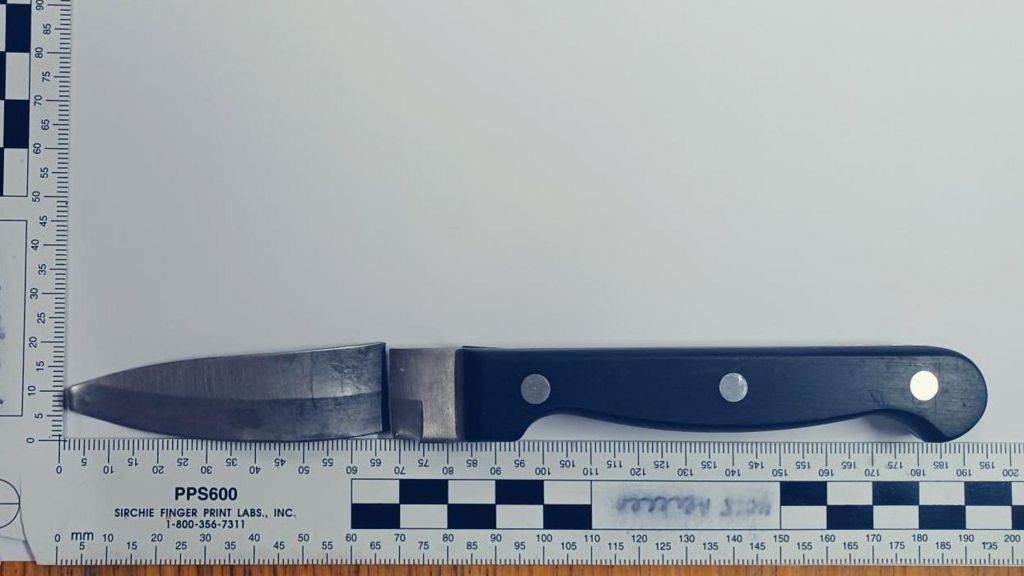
[0,220,26,417]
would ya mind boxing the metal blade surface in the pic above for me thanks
[65,343,386,441]
[388,348,462,441]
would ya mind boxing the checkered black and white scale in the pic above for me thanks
[352,479,1024,531]
[0,0,31,197]
[778,480,1024,530]
[352,479,593,530]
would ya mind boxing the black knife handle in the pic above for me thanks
[459,346,986,442]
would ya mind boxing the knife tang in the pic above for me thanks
[459,346,986,442]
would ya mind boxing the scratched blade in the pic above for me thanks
[65,343,386,441]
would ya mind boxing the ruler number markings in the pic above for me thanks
[0,0,72,442]
[31,440,1024,566]
[0,0,70,560]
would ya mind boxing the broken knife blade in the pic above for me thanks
[65,344,987,442]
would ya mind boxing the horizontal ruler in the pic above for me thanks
[20,439,1024,566]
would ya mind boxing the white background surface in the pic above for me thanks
[66,0,1023,442]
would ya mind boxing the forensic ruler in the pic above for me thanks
[0,0,72,551]
[18,439,1024,566]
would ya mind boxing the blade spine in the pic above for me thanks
[72,341,386,382]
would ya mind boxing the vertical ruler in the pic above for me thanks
[0,0,72,544]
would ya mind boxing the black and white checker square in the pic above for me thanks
[351,479,592,530]
[0,0,31,197]
[780,481,1024,530]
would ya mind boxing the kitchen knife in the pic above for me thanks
[65,344,986,442]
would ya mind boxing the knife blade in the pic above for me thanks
[65,344,987,442]
[65,343,387,441]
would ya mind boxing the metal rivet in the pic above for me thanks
[521,374,551,405]
[719,373,748,403]
[910,370,939,401]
